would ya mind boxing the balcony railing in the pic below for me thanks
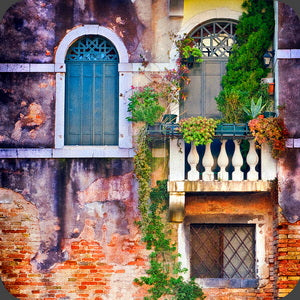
[168,137,277,222]
[169,138,276,183]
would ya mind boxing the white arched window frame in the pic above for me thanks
[55,25,133,157]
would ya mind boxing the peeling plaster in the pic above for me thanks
[0,158,136,272]
[278,150,300,222]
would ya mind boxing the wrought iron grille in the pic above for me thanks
[66,35,119,62]
[190,224,256,279]
[190,20,237,57]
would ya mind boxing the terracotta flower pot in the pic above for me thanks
[268,82,275,95]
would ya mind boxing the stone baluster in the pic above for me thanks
[169,139,185,181]
[246,139,259,181]
[217,140,229,181]
[261,143,277,180]
[232,140,244,181]
[202,142,214,181]
[187,142,200,180]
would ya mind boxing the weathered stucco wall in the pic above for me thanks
[0,73,55,147]
[0,0,299,299]
[278,1,300,49]
[277,3,300,224]
[0,158,150,299]
[0,0,148,63]
[277,2,300,138]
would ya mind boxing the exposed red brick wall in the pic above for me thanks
[0,188,149,300]
[275,208,300,298]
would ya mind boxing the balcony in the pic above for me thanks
[167,137,277,222]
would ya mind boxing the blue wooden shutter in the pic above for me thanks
[65,36,119,145]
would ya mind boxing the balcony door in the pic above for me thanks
[181,20,237,119]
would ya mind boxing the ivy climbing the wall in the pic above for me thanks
[135,180,205,300]
[130,34,205,299]
[133,129,205,299]
[215,0,274,122]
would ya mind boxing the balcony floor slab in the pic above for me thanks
[168,180,271,193]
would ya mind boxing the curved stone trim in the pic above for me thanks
[55,25,129,64]
[170,8,241,64]
[180,8,241,36]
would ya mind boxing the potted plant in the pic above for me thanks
[243,96,267,120]
[127,86,165,125]
[214,89,250,136]
[248,115,289,159]
[178,116,220,146]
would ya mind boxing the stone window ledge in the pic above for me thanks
[196,278,259,289]
[0,147,134,158]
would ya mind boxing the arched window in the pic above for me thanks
[181,20,237,118]
[65,35,119,145]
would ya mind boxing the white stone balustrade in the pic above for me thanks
[182,139,276,182]
[168,138,277,222]
[232,140,244,181]
[217,140,229,181]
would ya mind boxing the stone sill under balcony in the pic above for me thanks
[168,180,271,193]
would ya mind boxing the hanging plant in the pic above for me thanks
[179,116,220,146]
[248,115,289,159]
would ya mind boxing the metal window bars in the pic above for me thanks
[190,224,256,279]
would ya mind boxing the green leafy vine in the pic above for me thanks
[130,34,205,300]
[134,180,205,300]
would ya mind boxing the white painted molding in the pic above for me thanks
[55,72,65,148]
[286,138,300,148]
[53,24,133,152]
[169,8,242,63]
[0,147,134,158]
[178,216,269,287]
[0,63,55,72]
[168,8,242,117]
[0,62,175,73]
[276,49,300,59]
[180,7,241,36]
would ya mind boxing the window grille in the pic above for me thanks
[190,224,256,279]
[66,35,119,62]
[190,20,237,57]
